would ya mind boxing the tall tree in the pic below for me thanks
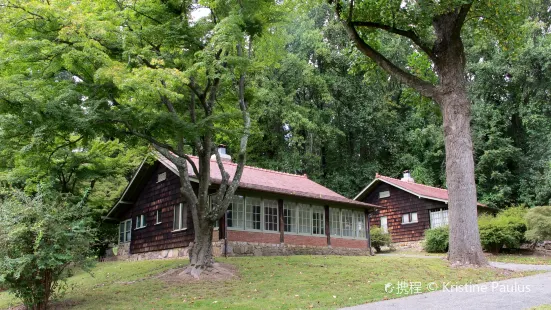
[330,0,527,265]
[0,0,279,276]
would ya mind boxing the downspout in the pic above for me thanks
[366,210,374,256]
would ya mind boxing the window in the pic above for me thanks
[330,208,341,236]
[380,216,388,233]
[263,199,279,231]
[356,212,366,238]
[430,208,448,228]
[135,214,146,229]
[283,202,296,233]
[173,203,188,231]
[297,203,311,234]
[119,219,132,243]
[379,191,390,199]
[155,209,162,224]
[228,196,245,229]
[402,212,418,224]
[341,209,354,237]
[157,172,166,183]
[312,206,325,235]
[245,197,261,230]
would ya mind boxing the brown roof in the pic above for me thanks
[157,154,380,209]
[354,173,487,207]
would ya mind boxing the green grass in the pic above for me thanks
[0,256,535,310]
[487,254,551,265]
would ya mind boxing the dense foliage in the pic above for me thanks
[478,207,528,253]
[369,226,392,253]
[423,226,450,253]
[525,206,551,243]
[0,189,94,310]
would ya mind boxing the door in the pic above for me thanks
[380,216,388,233]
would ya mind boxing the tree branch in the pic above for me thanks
[333,1,437,98]
[351,21,435,59]
[452,3,473,39]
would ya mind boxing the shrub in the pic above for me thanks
[525,206,551,242]
[370,226,392,252]
[423,226,449,253]
[478,206,527,253]
[0,190,95,310]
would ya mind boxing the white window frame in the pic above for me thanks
[430,208,448,228]
[119,219,132,243]
[135,214,146,229]
[379,191,390,199]
[380,216,388,233]
[228,196,245,229]
[173,203,188,231]
[157,172,166,183]
[263,199,279,232]
[329,208,366,239]
[283,202,297,233]
[155,209,162,225]
[402,212,418,224]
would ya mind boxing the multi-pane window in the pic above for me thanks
[312,206,325,235]
[330,207,341,236]
[356,212,366,238]
[402,212,418,224]
[228,196,245,229]
[135,214,146,229]
[341,209,354,237]
[297,203,312,234]
[245,197,262,230]
[263,199,279,231]
[173,203,187,231]
[155,209,162,224]
[119,219,132,243]
[329,208,366,239]
[283,202,296,233]
[430,209,448,228]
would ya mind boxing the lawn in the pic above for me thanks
[394,250,551,265]
[0,255,535,310]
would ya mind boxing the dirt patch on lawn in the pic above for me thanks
[157,263,238,283]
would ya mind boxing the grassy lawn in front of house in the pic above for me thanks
[394,248,551,265]
[0,255,538,310]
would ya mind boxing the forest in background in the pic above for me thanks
[0,0,550,222]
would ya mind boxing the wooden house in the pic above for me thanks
[105,150,382,259]
[354,171,493,244]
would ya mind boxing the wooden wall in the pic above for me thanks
[120,164,194,254]
[362,182,446,243]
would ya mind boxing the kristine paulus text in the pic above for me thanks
[442,281,531,293]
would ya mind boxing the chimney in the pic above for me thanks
[401,170,415,183]
[211,144,232,162]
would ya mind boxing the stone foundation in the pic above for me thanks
[109,240,371,261]
[391,240,424,251]
[224,241,371,256]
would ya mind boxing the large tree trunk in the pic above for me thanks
[186,218,215,278]
[438,91,487,266]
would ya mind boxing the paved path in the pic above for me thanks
[343,272,551,310]
[342,254,551,310]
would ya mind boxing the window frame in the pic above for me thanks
[119,219,132,243]
[173,203,188,232]
[135,214,146,229]
[378,190,390,199]
[155,209,162,225]
[157,172,167,183]
[380,216,388,233]
[401,212,419,225]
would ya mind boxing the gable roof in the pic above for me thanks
[107,153,381,219]
[354,173,487,207]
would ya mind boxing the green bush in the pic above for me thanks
[0,190,95,310]
[525,206,551,242]
[478,206,527,253]
[370,226,392,252]
[423,226,449,253]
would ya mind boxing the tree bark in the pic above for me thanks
[186,214,215,278]
[438,91,487,266]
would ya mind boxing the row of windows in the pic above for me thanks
[120,197,369,243]
[226,196,367,239]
